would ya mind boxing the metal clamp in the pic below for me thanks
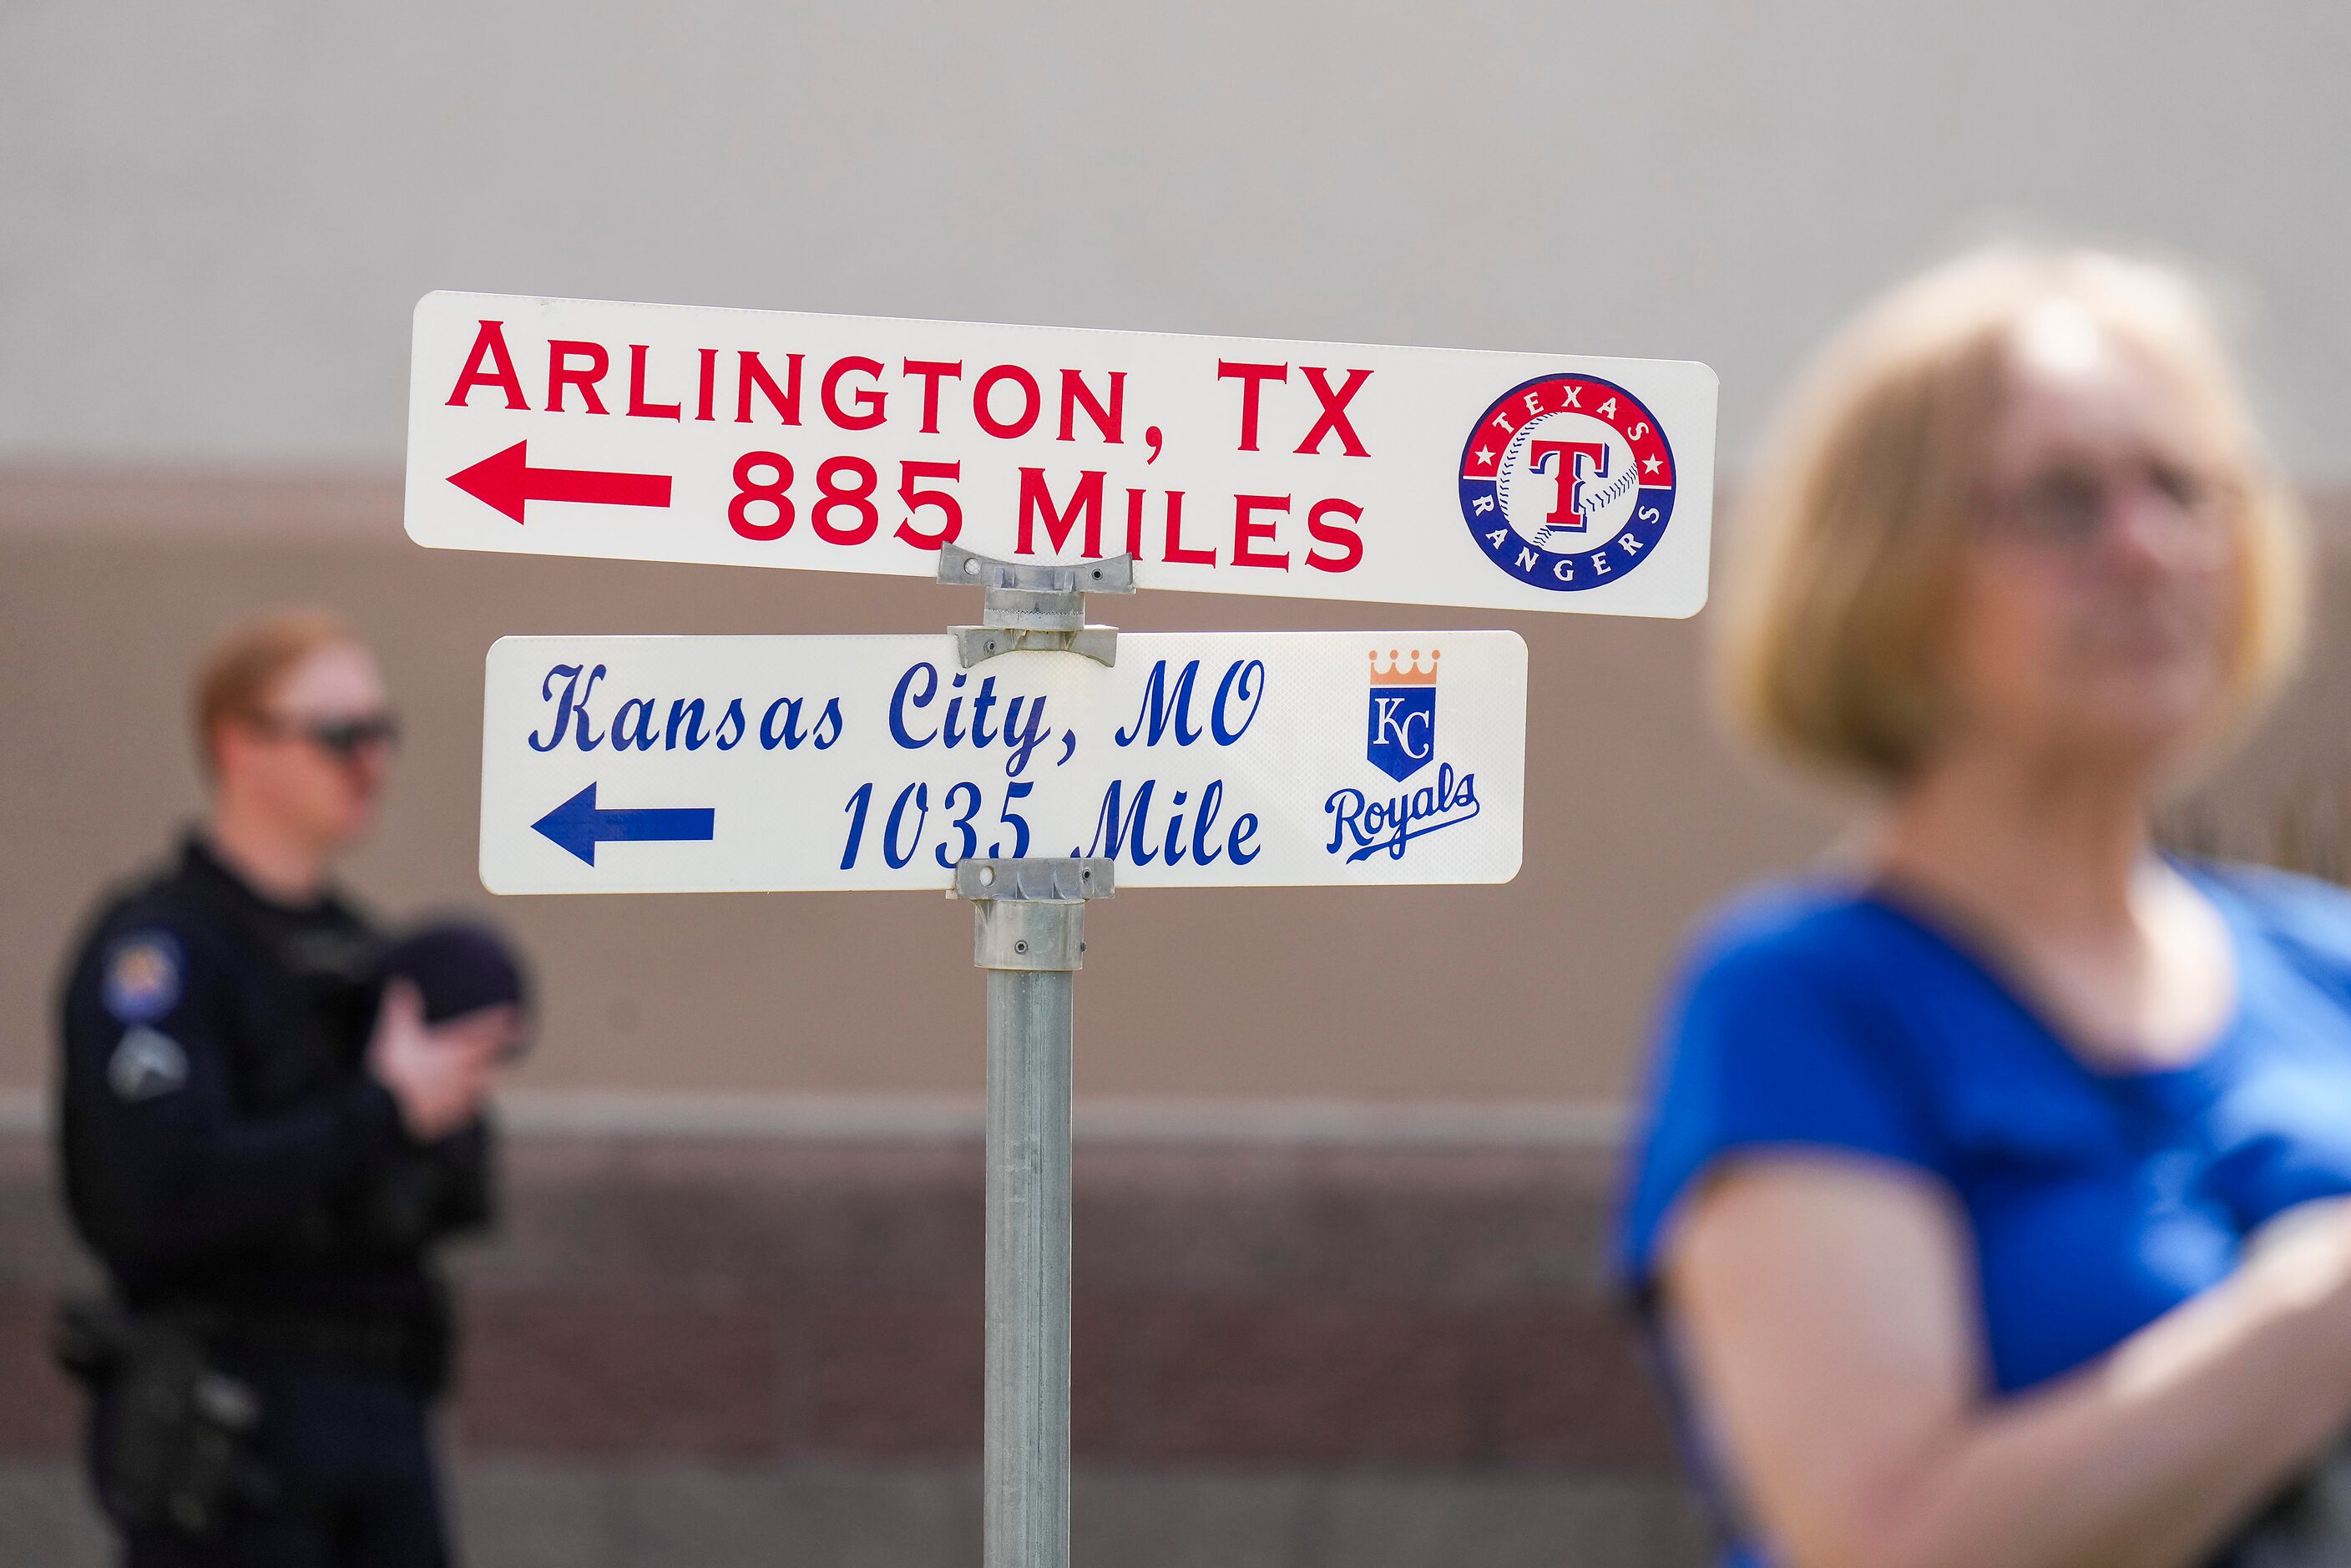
[938,543,1135,669]
[954,857,1114,972]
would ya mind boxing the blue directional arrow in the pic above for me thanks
[532,782,715,867]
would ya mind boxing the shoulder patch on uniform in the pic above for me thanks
[102,932,184,1024]
[108,1026,190,1102]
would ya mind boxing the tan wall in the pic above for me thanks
[6,470,2345,1105]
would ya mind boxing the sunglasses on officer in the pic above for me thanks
[244,711,403,761]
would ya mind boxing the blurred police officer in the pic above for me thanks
[55,609,523,1566]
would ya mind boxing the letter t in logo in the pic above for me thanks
[1528,440,1609,532]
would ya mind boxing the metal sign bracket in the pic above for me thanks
[937,542,1135,668]
[954,856,1115,969]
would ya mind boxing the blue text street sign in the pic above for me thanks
[481,632,1525,893]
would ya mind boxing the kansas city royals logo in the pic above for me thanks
[1328,644,1480,862]
[1458,373,1677,591]
[1367,647,1438,782]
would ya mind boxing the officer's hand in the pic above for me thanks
[366,981,510,1141]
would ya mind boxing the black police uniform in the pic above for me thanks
[56,836,493,1567]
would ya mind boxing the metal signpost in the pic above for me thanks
[405,292,1714,1567]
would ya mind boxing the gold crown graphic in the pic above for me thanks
[1368,648,1439,686]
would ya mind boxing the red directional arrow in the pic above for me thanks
[447,440,673,524]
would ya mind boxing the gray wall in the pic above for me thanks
[4,1,2347,476]
[7,1,2350,1103]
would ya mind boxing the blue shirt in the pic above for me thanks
[1615,861,2351,1568]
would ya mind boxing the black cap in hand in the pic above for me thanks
[377,921,533,1055]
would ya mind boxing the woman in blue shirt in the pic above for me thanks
[1616,247,2351,1568]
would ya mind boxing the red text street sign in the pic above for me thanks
[406,292,1718,617]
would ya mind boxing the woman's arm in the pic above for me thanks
[1666,1156,2351,1568]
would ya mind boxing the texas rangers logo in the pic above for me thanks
[1458,374,1676,591]
[1367,647,1437,782]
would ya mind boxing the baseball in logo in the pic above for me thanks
[1457,374,1676,591]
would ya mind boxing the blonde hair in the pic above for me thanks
[1717,245,2307,785]
[192,609,364,777]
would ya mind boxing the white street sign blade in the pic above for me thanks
[408,292,1716,618]
[480,632,1525,893]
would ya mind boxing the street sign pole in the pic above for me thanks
[942,546,1130,1568]
[961,855,1102,1568]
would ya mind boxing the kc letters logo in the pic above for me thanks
[1458,374,1677,592]
[1324,645,1480,864]
[1367,648,1438,782]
